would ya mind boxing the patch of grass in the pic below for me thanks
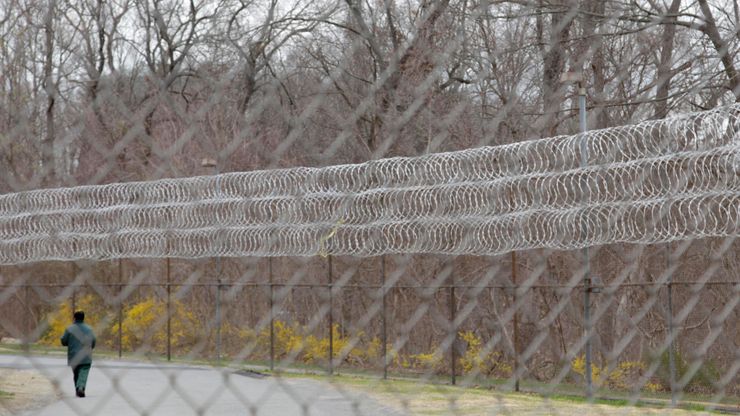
[546,392,729,412]
[0,390,13,399]
[0,343,65,355]
[276,372,730,415]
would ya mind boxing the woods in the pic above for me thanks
[2,0,739,183]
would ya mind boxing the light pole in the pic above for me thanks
[201,157,222,363]
[561,72,593,399]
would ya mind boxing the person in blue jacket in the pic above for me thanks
[60,311,96,397]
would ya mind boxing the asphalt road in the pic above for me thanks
[0,355,403,416]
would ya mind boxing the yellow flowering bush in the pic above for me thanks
[571,355,645,390]
[110,297,199,352]
[303,324,368,365]
[40,294,109,345]
[365,337,383,361]
[257,320,306,358]
[458,331,512,378]
[643,382,663,393]
[42,296,432,371]
[409,349,446,374]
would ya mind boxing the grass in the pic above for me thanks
[282,373,732,415]
[0,343,223,365]
[262,364,740,412]
[0,343,65,356]
[0,390,13,399]
[265,365,739,415]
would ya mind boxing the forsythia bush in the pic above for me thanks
[458,331,512,378]
[258,320,305,358]
[42,295,200,353]
[111,297,199,351]
[408,349,446,374]
[571,355,645,390]
[303,325,373,365]
[365,337,382,361]
[259,322,383,365]
[44,297,494,374]
[40,295,108,345]
[221,322,256,351]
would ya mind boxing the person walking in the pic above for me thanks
[61,311,96,397]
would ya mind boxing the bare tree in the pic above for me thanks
[128,0,219,174]
[697,0,740,102]
[654,0,683,118]
[42,0,58,185]
[226,0,324,115]
[537,0,578,136]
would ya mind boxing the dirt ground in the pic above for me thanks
[0,368,58,416]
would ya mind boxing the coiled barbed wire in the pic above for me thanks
[0,105,738,264]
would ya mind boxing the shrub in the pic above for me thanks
[268,320,305,358]
[365,337,383,362]
[110,297,200,352]
[42,295,200,354]
[571,355,645,390]
[40,294,110,345]
[458,331,512,378]
[252,321,384,366]
[303,324,368,365]
[409,349,446,374]
[221,322,256,353]
[654,349,720,393]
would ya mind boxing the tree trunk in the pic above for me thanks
[42,0,57,185]
[654,0,682,118]
[540,0,576,136]
[583,0,608,129]
[698,0,740,102]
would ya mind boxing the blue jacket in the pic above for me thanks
[61,321,96,366]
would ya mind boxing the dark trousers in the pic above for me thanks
[72,363,91,392]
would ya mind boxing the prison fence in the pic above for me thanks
[1,0,740,414]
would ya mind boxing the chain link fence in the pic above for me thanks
[1,0,739,414]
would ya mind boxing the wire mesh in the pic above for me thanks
[1,0,739,415]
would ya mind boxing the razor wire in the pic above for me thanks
[0,104,738,264]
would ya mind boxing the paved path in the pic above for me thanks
[0,355,403,416]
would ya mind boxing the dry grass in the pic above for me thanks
[0,368,57,416]
[313,374,723,415]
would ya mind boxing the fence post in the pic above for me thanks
[512,251,520,392]
[215,259,222,362]
[449,278,457,386]
[202,156,223,362]
[381,255,388,380]
[327,256,334,375]
[578,84,593,399]
[584,256,592,399]
[167,258,172,362]
[668,277,676,405]
[269,257,275,372]
[667,245,676,406]
[118,258,123,358]
[23,284,30,349]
